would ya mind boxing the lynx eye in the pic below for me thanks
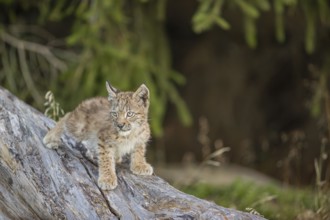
[111,112,118,118]
[126,111,135,118]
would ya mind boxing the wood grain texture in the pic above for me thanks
[0,87,267,220]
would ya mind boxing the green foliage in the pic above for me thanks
[1,0,330,136]
[0,26,68,107]
[183,142,330,219]
[193,0,230,33]
[192,0,330,121]
[182,180,328,220]
[0,0,192,137]
[64,0,192,136]
[193,0,330,53]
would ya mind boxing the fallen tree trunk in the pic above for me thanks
[0,87,266,220]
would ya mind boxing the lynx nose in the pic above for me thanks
[117,123,125,130]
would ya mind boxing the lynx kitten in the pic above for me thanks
[43,82,153,190]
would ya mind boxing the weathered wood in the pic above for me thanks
[0,87,266,220]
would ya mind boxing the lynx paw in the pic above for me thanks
[43,135,61,149]
[131,162,153,176]
[98,176,118,190]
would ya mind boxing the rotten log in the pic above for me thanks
[0,87,266,220]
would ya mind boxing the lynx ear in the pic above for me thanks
[106,81,118,100]
[133,84,149,107]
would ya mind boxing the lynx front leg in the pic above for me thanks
[130,144,153,175]
[43,114,69,149]
[98,142,118,190]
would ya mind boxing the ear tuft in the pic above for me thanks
[106,81,118,100]
[133,84,149,107]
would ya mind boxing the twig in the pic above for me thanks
[250,195,277,207]
[8,24,56,42]
[17,47,43,106]
[324,83,330,142]
[0,31,67,71]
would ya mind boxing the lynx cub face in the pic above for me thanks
[106,82,149,137]
[43,82,153,190]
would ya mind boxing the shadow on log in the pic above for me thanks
[0,87,266,220]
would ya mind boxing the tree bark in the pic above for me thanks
[0,87,266,220]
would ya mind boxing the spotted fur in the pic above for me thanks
[43,82,153,190]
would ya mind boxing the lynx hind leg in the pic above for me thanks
[43,114,68,149]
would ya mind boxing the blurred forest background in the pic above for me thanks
[1,0,330,218]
